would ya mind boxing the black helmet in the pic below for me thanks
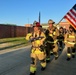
[59,27,63,29]
[69,25,75,32]
[69,25,74,29]
[48,19,55,24]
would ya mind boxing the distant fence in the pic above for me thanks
[0,24,33,38]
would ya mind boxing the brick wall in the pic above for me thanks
[59,22,70,30]
[0,24,32,38]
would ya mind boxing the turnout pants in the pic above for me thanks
[67,47,75,58]
[53,43,59,58]
[45,44,53,61]
[30,48,46,73]
[66,42,76,58]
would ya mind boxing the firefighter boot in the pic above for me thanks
[72,55,75,58]
[67,47,71,61]
[66,57,71,61]
[50,50,53,55]
[55,56,59,60]
[72,48,75,58]
[59,48,62,51]
[41,67,46,71]
[46,57,50,63]
[29,72,36,75]
[53,52,59,60]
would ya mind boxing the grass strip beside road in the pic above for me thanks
[0,37,31,50]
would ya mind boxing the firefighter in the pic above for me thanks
[64,25,76,61]
[57,27,65,51]
[25,22,46,75]
[45,19,59,61]
[44,28,54,63]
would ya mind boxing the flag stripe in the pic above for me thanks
[70,9,76,16]
[68,12,76,22]
[64,16,76,29]
[67,15,76,25]
[72,9,76,14]
[69,11,76,19]
[66,15,76,25]
[64,16,76,28]
[64,4,76,29]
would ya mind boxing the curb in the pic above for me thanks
[0,45,31,55]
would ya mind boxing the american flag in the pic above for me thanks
[64,4,76,29]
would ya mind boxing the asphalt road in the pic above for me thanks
[0,45,76,75]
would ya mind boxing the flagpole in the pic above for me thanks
[56,4,73,26]
[57,4,76,25]
[56,17,64,26]
[56,4,76,29]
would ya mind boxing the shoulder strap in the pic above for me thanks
[53,26,56,31]
[67,33,69,38]
[31,32,34,37]
[39,31,42,37]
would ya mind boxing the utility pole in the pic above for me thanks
[28,18,29,24]
[39,11,41,24]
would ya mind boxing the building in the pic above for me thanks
[24,22,70,30]
[25,24,32,27]
[59,22,70,30]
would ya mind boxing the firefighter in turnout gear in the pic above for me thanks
[45,19,59,61]
[64,25,76,61]
[57,27,65,51]
[44,29,54,63]
[25,22,46,75]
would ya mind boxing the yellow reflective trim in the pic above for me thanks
[53,32,56,35]
[64,41,67,43]
[67,42,75,45]
[50,51,53,53]
[41,62,46,67]
[47,41,54,43]
[55,55,58,57]
[46,58,50,60]
[54,40,57,43]
[69,36,75,38]
[67,54,71,57]
[72,53,75,55]
[30,66,36,73]
[49,34,53,36]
